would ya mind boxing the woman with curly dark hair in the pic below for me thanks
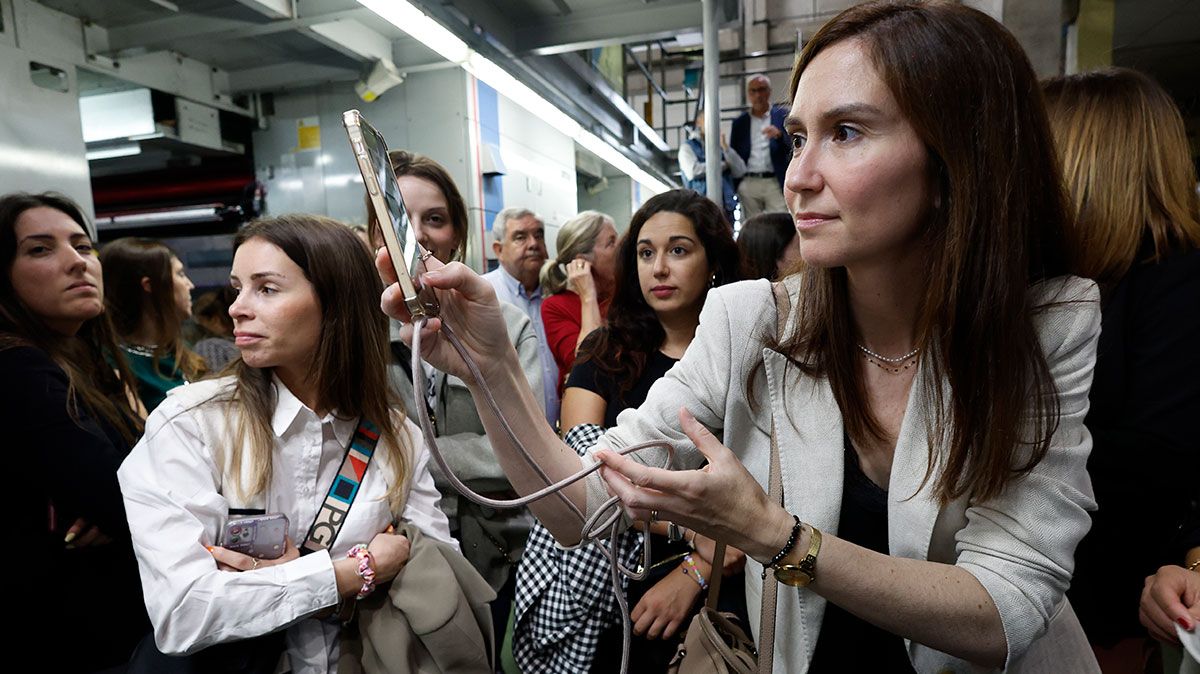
[513,189,743,673]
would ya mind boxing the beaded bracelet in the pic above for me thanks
[347,543,376,599]
[681,553,708,590]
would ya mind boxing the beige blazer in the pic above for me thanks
[586,276,1102,673]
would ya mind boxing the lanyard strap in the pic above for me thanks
[300,417,381,556]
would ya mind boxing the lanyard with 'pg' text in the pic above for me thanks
[300,418,381,556]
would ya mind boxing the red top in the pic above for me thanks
[541,290,610,395]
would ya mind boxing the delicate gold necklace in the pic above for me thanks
[857,344,919,374]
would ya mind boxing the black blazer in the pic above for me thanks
[1068,245,1200,646]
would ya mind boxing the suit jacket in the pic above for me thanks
[585,276,1102,673]
[730,104,790,188]
[388,301,542,591]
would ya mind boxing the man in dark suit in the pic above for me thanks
[730,74,790,219]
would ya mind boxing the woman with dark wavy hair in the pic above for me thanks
[1,191,148,671]
[514,189,743,672]
[383,2,1103,670]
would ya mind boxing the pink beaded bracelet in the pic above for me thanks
[347,543,376,599]
[681,553,708,590]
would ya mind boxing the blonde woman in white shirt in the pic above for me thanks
[118,214,455,673]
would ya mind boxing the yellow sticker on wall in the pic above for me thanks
[297,116,321,151]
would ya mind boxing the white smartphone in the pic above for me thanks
[343,109,440,318]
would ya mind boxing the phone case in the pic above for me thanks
[221,513,290,560]
[342,109,440,318]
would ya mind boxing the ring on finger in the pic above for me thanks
[649,510,659,524]
[251,557,260,571]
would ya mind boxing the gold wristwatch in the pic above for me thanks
[773,524,822,587]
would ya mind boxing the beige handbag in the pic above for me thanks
[667,281,792,674]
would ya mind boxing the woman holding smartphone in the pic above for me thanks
[1,192,148,672]
[381,2,1102,671]
[119,215,454,672]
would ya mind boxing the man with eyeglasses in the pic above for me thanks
[730,74,790,219]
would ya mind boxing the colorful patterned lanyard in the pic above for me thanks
[300,418,381,556]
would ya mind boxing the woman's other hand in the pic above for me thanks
[631,560,707,640]
[367,530,411,584]
[376,247,515,383]
[565,257,596,300]
[1139,564,1199,645]
[63,517,113,549]
[209,537,300,572]
[596,407,791,563]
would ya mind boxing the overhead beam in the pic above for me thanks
[516,0,701,55]
[307,19,393,65]
[227,62,359,91]
[104,9,365,53]
[232,0,294,20]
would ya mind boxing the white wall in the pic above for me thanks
[0,1,93,221]
[486,85,579,260]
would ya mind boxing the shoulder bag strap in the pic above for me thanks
[755,280,792,673]
[300,417,382,555]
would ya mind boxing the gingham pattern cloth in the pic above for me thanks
[512,423,644,673]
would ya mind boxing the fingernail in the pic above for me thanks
[63,531,77,543]
[1179,617,1194,631]
[205,546,214,552]
[65,544,76,550]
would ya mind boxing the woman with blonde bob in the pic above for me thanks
[539,209,619,395]
[1044,68,1200,668]
[382,1,1103,671]
[119,215,455,672]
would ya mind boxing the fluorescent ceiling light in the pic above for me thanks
[358,0,669,195]
[86,144,143,161]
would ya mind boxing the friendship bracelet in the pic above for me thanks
[681,553,708,590]
[347,543,376,599]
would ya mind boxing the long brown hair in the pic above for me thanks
[0,192,142,445]
[772,1,1071,504]
[100,237,205,380]
[1043,67,1200,287]
[221,214,411,511]
[578,190,742,398]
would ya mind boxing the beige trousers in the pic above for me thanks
[737,176,787,219]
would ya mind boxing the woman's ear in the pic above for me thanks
[140,276,152,293]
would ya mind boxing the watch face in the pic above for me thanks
[774,565,812,588]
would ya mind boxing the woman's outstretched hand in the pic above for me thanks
[376,247,515,383]
[595,407,792,563]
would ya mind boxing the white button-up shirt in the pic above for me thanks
[118,376,455,673]
[746,111,773,173]
[482,265,560,427]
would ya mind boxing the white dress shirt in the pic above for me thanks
[118,375,456,674]
[746,112,773,173]
[482,265,560,427]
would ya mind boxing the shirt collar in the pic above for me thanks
[270,373,355,446]
[496,264,542,301]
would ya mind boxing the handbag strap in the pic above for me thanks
[755,280,792,673]
[300,417,382,555]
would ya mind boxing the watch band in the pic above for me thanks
[773,524,822,587]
